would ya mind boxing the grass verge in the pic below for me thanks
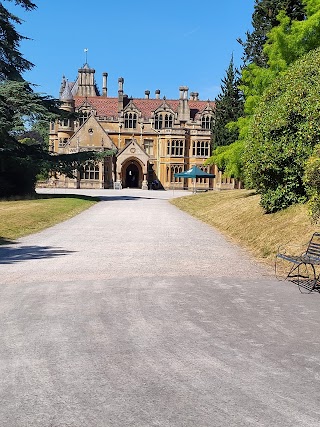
[0,195,98,243]
[171,190,318,268]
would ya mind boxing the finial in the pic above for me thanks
[84,48,88,64]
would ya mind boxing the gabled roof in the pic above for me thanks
[73,96,215,120]
[123,99,141,114]
[69,114,117,150]
[74,96,119,117]
[116,138,149,166]
[133,99,180,118]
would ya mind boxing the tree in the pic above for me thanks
[0,1,103,197]
[211,56,244,150]
[238,0,306,67]
[219,0,320,183]
[245,48,320,213]
[0,80,61,196]
[0,0,36,81]
[205,140,245,180]
[304,144,320,223]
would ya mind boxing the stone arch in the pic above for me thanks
[121,157,144,188]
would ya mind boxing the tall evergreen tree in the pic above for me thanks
[212,56,244,149]
[238,0,306,67]
[0,0,36,81]
[0,0,103,197]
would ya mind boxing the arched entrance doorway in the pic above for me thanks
[122,160,142,188]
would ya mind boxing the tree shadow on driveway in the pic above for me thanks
[0,240,75,264]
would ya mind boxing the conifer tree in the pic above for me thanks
[0,0,103,197]
[238,0,306,67]
[0,0,36,81]
[212,56,244,149]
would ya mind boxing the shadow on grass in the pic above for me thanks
[0,237,17,246]
[241,190,258,198]
[37,194,100,202]
[0,194,100,202]
[0,241,75,264]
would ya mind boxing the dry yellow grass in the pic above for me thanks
[0,195,98,242]
[171,190,318,268]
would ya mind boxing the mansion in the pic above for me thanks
[49,62,225,190]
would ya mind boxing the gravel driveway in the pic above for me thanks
[0,188,319,427]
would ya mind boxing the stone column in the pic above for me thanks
[100,161,104,189]
[141,163,148,190]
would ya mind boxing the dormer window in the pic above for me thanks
[154,112,173,129]
[124,112,137,128]
[201,114,214,129]
[165,114,173,128]
[154,113,163,129]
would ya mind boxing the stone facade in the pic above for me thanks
[48,62,222,190]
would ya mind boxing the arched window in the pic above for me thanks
[192,140,210,157]
[164,114,173,128]
[201,115,213,129]
[81,164,100,180]
[154,113,163,129]
[124,112,137,128]
[155,113,173,129]
[171,165,183,182]
[167,139,184,157]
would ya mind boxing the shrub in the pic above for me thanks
[245,48,320,213]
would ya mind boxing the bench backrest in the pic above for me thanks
[306,232,320,259]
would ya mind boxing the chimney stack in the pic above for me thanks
[118,77,125,112]
[118,77,124,92]
[178,86,190,122]
[155,89,160,99]
[145,90,150,99]
[102,72,108,97]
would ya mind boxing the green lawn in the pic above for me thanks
[171,190,318,268]
[0,195,98,243]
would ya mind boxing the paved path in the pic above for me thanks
[0,189,319,427]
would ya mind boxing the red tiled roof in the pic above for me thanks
[74,96,215,119]
[132,99,180,118]
[189,100,215,111]
[74,96,119,117]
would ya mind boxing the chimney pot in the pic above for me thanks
[102,72,108,97]
[118,77,124,92]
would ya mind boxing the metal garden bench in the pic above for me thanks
[275,232,320,293]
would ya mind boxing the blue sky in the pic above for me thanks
[10,0,254,100]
